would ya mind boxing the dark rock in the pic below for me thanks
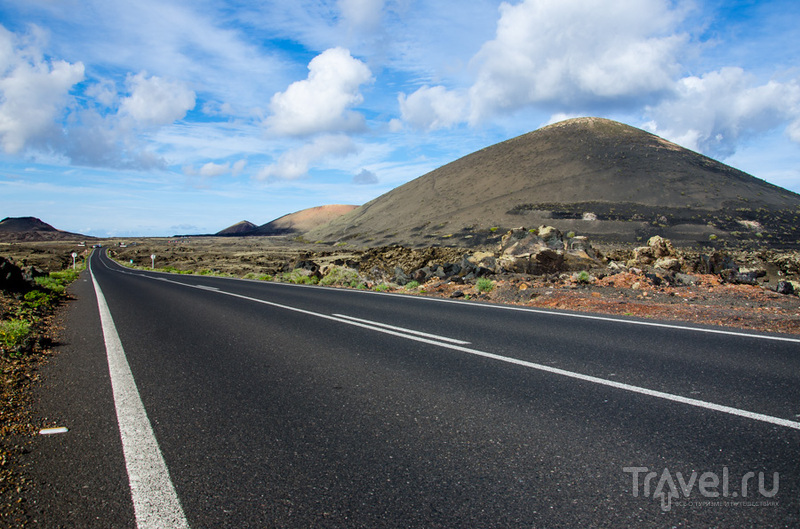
[295,259,319,273]
[776,281,795,295]
[393,266,410,286]
[464,266,493,280]
[450,290,465,298]
[0,257,34,293]
[529,248,564,275]
[412,267,430,282]
[442,263,461,277]
[703,251,738,274]
[644,272,662,286]
[431,264,447,279]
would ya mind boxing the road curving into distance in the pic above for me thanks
[27,248,800,528]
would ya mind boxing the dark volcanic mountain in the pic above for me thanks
[308,117,800,248]
[216,220,258,236]
[0,217,91,242]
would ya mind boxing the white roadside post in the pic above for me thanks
[71,252,78,270]
[151,254,156,269]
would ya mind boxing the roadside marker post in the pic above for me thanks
[151,254,156,269]
[71,252,77,270]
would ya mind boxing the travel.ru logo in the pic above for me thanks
[623,466,779,512]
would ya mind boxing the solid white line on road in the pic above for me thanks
[90,260,190,529]
[134,275,800,431]
[333,313,471,344]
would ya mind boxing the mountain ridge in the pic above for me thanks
[307,117,800,248]
[0,217,91,241]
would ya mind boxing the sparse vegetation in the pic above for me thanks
[405,280,421,289]
[281,269,319,285]
[319,266,360,286]
[243,272,273,281]
[0,320,31,352]
[476,278,495,293]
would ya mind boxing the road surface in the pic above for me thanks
[26,249,800,527]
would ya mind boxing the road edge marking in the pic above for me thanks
[90,256,190,529]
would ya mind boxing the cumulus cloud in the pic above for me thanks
[644,68,800,157]
[256,134,358,180]
[353,168,378,184]
[120,72,196,127]
[266,47,373,136]
[467,0,687,122]
[0,25,199,169]
[0,25,85,154]
[398,85,468,131]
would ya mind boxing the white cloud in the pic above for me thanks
[467,0,688,123]
[183,159,247,178]
[266,47,373,136]
[256,135,358,180]
[339,0,384,33]
[353,168,378,184]
[85,78,117,108]
[398,85,468,131]
[120,72,196,127]
[644,67,800,157]
[0,25,85,154]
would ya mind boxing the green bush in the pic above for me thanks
[373,283,391,292]
[476,278,495,293]
[320,267,360,286]
[282,269,319,285]
[34,276,66,294]
[50,269,81,283]
[0,320,31,349]
[575,271,592,284]
[23,290,54,309]
[405,280,420,290]
[244,272,273,281]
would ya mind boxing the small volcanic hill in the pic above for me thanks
[249,205,358,236]
[0,217,90,242]
[217,220,258,236]
[308,117,800,248]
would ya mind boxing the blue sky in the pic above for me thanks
[1,0,799,237]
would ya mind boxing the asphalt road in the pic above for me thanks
[25,248,800,528]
